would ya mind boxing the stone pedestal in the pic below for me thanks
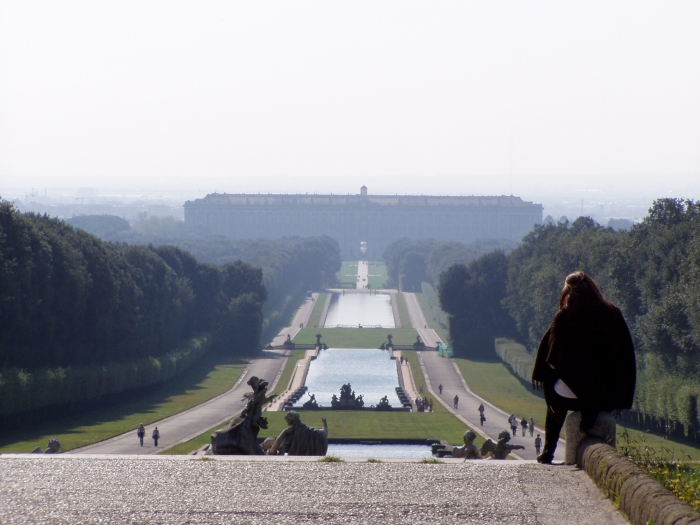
[565,411,616,465]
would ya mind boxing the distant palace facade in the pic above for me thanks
[184,186,543,258]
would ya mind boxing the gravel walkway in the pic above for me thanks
[0,456,627,524]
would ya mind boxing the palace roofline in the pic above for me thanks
[186,192,542,209]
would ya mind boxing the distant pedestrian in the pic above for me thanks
[453,395,459,409]
[509,416,518,437]
[480,412,486,426]
[521,417,528,437]
[529,418,535,437]
[535,434,542,455]
[137,424,145,447]
[419,384,424,395]
[478,403,485,415]
[439,384,443,395]
[152,427,160,447]
[428,399,434,412]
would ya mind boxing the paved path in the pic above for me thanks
[402,292,565,461]
[0,456,628,524]
[356,259,369,289]
[269,293,318,346]
[70,350,287,455]
[403,292,442,347]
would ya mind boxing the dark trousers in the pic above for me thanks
[543,382,582,455]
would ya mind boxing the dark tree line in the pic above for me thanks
[0,202,266,370]
[435,199,700,432]
[69,215,342,343]
[383,238,517,292]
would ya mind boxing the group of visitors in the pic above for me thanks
[136,424,160,447]
[415,396,433,412]
[508,415,535,437]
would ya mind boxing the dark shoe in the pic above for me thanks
[537,450,554,464]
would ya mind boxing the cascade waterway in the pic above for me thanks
[323,293,395,328]
[298,348,401,407]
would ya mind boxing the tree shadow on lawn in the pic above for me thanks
[0,353,249,451]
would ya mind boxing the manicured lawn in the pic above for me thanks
[293,327,418,348]
[367,261,388,289]
[336,261,358,288]
[396,293,412,328]
[272,349,306,395]
[306,293,327,328]
[0,354,247,454]
[162,410,477,455]
[415,288,450,342]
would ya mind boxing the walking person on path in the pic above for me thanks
[520,417,528,437]
[535,434,542,455]
[531,271,636,464]
[439,384,443,395]
[509,415,518,437]
[453,395,459,409]
[152,427,160,447]
[478,403,485,415]
[480,412,486,426]
[529,418,535,437]
[137,424,145,447]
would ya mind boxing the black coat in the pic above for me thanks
[532,305,636,412]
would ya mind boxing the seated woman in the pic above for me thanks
[531,271,636,464]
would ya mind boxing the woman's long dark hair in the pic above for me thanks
[559,271,613,328]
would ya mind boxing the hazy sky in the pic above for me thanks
[1,1,698,200]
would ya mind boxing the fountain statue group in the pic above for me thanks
[210,376,328,456]
[331,383,364,409]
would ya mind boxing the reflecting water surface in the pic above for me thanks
[299,348,400,407]
[324,293,395,328]
[326,444,433,458]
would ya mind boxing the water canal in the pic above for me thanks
[299,348,401,407]
[326,444,432,458]
[323,292,395,328]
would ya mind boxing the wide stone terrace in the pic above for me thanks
[0,455,627,524]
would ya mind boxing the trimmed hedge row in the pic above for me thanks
[0,335,209,417]
[494,338,700,441]
[494,338,534,384]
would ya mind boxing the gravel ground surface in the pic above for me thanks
[0,456,627,524]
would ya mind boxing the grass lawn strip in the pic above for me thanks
[305,293,327,328]
[395,293,412,329]
[454,356,700,460]
[0,355,246,454]
[414,289,449,342]
[367,261,388,289]
[162,411,477,455]
[335,261,359,288]
[293,327,418,348]
[271,349,306,396]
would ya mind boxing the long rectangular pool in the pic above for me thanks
[323,293,395,328]
[299,348,401,407]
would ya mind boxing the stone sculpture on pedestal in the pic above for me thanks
[210,376,276,455]
[451,430,482,460]
[481,430,524,459]
[267,411,328,456]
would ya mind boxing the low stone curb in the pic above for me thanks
[578,437,700,525]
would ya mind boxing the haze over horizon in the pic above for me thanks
[1,1,699,202]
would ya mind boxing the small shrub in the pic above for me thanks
[366,458,382,463]
[318,455,344,463]
[419,457,443,464]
